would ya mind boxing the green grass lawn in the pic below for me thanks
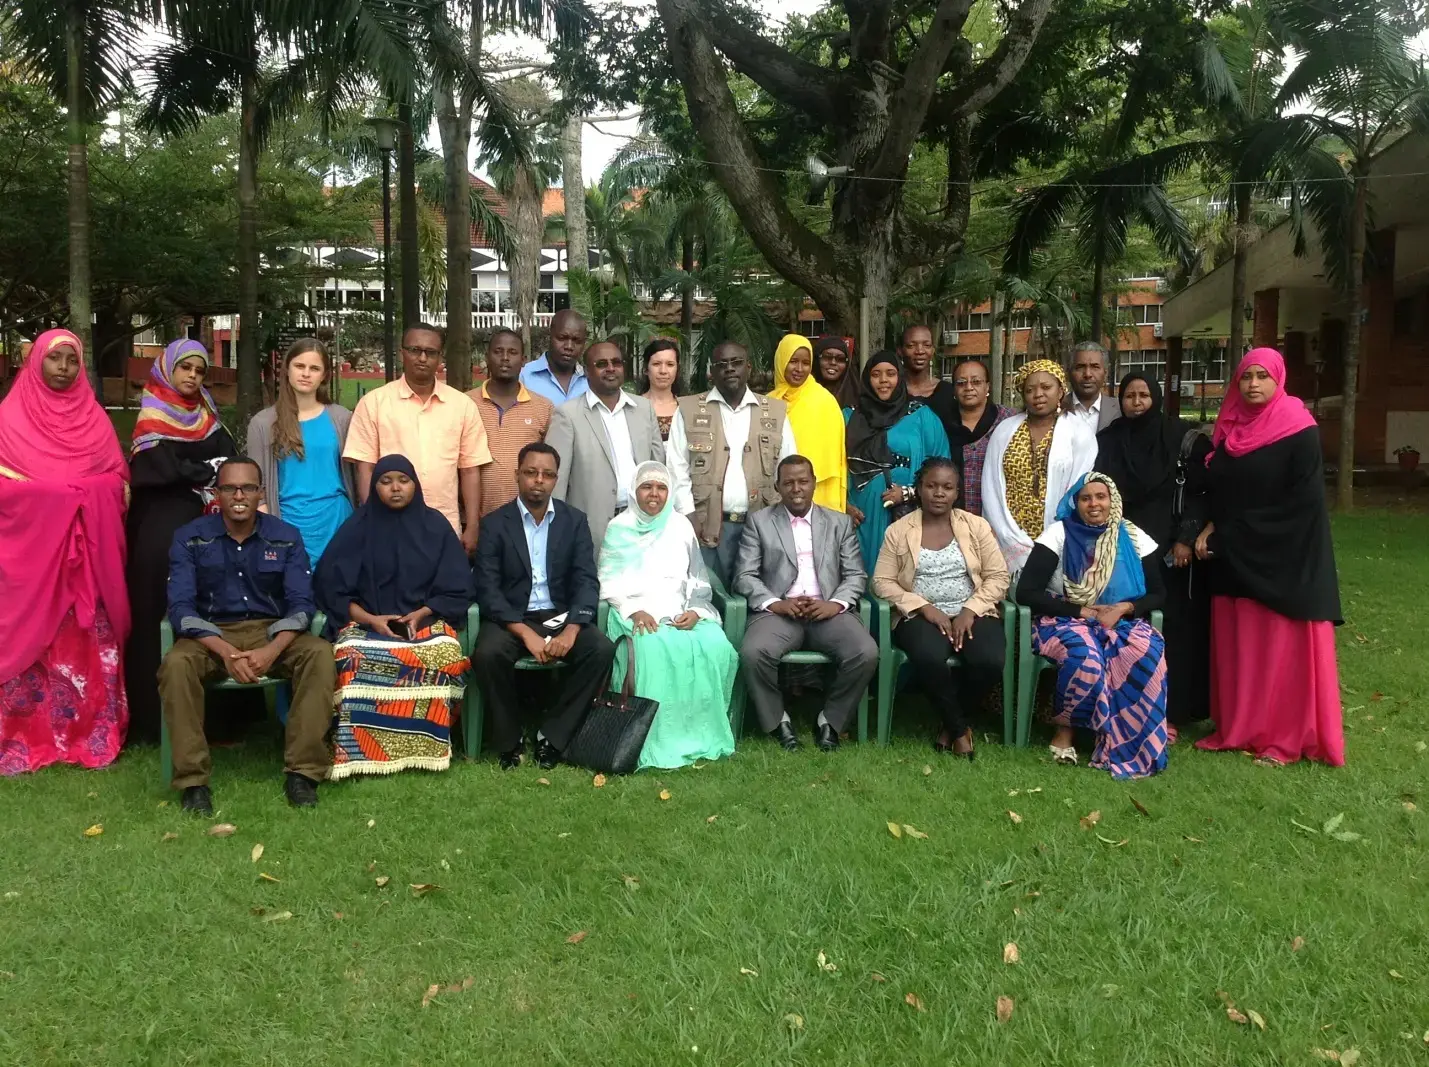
[2,512,1427,1065]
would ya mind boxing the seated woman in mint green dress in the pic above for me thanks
[845,350,951,572]
[598,461,737,770]
[246,338,356,563]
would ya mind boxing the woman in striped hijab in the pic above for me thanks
[124,339,236,744]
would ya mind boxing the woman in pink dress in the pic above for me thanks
[0,329,131,774]
[1193,348,1343,766]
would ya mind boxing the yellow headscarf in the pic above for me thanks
[769,333,847,512]
[1013,358,1069,394]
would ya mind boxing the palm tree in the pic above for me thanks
[142,0,427,424]
[1257,0,1429,509]
[3,0,146,386]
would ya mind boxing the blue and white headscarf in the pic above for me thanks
[1055,472,1146,606]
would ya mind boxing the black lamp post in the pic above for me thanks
[368,116,401,381]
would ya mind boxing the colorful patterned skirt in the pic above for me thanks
[1032,615,1169,779]
[0,608,127,775]
[329,621,470,780]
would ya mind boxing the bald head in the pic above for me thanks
[548,310,589,374]
[711,341,751,404]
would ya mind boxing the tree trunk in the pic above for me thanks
[680,225,695,360]
[435,7,481,391]
[988,289,1004,404]
[1336,170,1368,511]
[562,110,587,277]
[1227,184,1251,360]
[508,165,542,354]
[1106,288,1119,377]
[1088,240,1105,342]
[65,3,96,393]
[397,100,421,329]
[235,66,262,427]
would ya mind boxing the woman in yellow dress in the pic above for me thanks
[769,334,847,512]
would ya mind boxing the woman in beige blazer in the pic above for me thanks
[872,456,1010,758]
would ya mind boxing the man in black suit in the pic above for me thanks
[472,441,616,770]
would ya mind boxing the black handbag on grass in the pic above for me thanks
[563,634,659,775]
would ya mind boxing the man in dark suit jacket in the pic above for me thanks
[733,455,879,752]
[472,441,616,770]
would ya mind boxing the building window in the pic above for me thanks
[799,318,827,337]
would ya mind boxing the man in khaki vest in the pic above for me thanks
[667,341,797,586]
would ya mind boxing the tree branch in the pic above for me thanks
[944,0,1055,118]
[656,0,854,326]
[868,0,976,181]
[671,0,847,125]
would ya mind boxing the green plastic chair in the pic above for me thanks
[709,573,873,743]
[158,611,327,788]
[869,597,1018,747]
[462,601,609,760]
[1014,603,1163,748]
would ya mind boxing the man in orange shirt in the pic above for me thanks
[467,327,552,516]
[343,323,492,553]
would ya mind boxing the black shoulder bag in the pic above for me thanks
[563,634,660,775]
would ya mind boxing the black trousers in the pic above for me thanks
[893,613,1006,737]
[471,613,617,755]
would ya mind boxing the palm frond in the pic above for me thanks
[138,39,241,136]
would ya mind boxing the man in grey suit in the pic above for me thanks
[733,455,879,752]
[1063,341,1120,432]
[547,340,665,549]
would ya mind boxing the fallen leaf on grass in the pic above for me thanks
[1388,968,1406,979]
[0,970,13,979]
[1247,1009,1266,1030]
[1101,984,1119,998]
[250,843,264,863]
[1371,691,1384,702]
[421,983,441,1008]
[658,789,672,801]
[566,930,588,944]
[592,773,607,788]
[1416,741,1427,753]
[1130,796,1151,818]
[1006,810,1023,825]
[887,821,903,838]
[410,884,442,897]
[83,824,103,838]
[1225,1007,1249,1025]
[1183,835,1205,843]
[816,950,837,973]
[1003,942,1020,964]
[558,832,570,838]
[374,876,390,888]
[870,972,887,983]
[1322,812,1346,834]
[537,777,551,786]
[1291,818,1320,835]
[706,815,718,824]
[1340,1050,1361,1066]
[904,992,925,1012]
[333,912,345,920]
[996,996,1014,1024]
[1309,1049,1339,1062]
[207,823,237,837]
[1095,834,1129,847]
[783,1013,804,1031]
[160,832,178,843]
[366,819,375,829]
[901,824,928,840]
[738,967,758,977]
[621,874,640,890]
[1079,810,1102,830]
[1291,936,1305,952]
[1404,801,1418,812]
[261,911,293,923]
[258,873,280,884]
[922,765,932,776]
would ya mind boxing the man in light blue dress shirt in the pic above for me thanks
[519,309,590,406]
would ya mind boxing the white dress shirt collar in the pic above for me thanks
[586,389,638,412]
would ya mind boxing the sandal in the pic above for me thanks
[1049,744,1078,766]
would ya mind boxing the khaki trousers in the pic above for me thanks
[158,619,335,789]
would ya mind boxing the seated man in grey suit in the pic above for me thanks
[733,455,879,752]
[547,340,664,549]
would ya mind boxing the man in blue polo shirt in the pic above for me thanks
[158,456,335,813]
[519,309,589,406]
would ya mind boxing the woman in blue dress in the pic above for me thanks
[246,338,356,562]
[845,350,950,571]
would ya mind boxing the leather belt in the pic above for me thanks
[723,511,748,524]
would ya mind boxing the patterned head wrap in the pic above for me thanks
[131,339,221,454]
[1013,358,1069,395]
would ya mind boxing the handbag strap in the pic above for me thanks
[612,632,638,703]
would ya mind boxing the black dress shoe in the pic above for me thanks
[770,721,800,751]
[181,785,213,815]
[498,748,522,770]
[813,722,839,752]
[534,738,560,770]
[284,772,319,808]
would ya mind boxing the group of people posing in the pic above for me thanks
[0,313,1343,810]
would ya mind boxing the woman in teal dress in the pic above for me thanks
[845,349,951,571]
[246,338,356,561]
[598,461,737,770]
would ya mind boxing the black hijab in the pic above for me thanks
[314,454,473,633]
[943,366,1004,453]
[1095,372,1197,542]
[846,350,912,487]
[813,335,860,410]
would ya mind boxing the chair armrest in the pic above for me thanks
[597,600,609,631]
[160,619,174,657]
[708,571,746,646]
[310,612,326,636]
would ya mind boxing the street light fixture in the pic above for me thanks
[367,115,402,381]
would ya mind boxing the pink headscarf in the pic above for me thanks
[1208,347,1316,463]
[0,329,130,681]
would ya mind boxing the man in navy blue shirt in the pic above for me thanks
[158,456,335,813]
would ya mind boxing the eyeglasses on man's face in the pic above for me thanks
[403,345,442,359]
[216,484,261,497]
